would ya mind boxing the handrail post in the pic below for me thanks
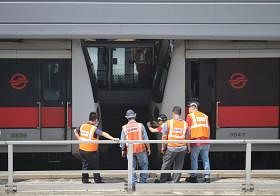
[127,143,134,192]
[5,144,16,192]
[244,142,253,191]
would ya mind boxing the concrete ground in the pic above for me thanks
[0,174,280,195]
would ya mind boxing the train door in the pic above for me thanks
[0,59,71,144]
[185,59,216,138]
[40,60,72,141]
[186,55,279,148]
[215,58,279,141]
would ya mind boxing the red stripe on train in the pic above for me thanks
[218,106,279,127]
[0,107,38,128]
[0,107,72,128]
[41,107,64,127]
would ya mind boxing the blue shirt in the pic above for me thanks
[76,124,103,138]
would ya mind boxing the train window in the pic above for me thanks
[42,62,63,101]
[87,47,108,88]
[84,43,154,91]
[112,48,126,86]
[112,47,153,88]
[134,47,153,88]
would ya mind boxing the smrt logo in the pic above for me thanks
[228,73,248,89]
[9,73,29,90]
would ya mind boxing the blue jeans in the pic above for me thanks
[129,151,149,183]
[190,145,210,178]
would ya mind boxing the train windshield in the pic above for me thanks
[86,46,154,89]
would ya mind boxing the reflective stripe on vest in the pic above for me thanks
[167,119,187,148]
[189,111,210,139]
[123,122,146,153]
[79,123,98,152]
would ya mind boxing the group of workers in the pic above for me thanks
[73,101,210,184]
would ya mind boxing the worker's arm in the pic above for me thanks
[186,115,192,153]
[141,124,151,156]
[120,129,127,158]
[95,128,119,141]
[101,131,119,141]
[147,126,159,133]
[146,121,160,133]
[161,123,168,154]
[186,127,191,153]
[207,118,211,138]
[73,127,80,139]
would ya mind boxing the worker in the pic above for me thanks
[157,106,190,183]
[146,114,168,133]
[147,114,172,181]
[185,101,211,183]
[120,109,151,185]
[74,111,119,183]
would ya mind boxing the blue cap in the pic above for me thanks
[125,109,136,119]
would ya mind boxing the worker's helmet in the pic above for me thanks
[188,101,199,108]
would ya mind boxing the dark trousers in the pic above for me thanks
[79,149,101,181]
[160,149,186,183]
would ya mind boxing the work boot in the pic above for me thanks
[94,173,104,183]
[205,177,210,183]
[167,174,172,181]
[82,173,91,183]
[154,179,161,183]
[94,179,104,183]
[185,176,198,183]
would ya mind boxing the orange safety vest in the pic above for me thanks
[188,111,210,139]
[123,121,146,153]
[79,123,99,152]
[167,119,187,148]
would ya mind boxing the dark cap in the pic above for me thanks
[157,114,167,121]
[125,109,137,119]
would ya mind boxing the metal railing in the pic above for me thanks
[0,139,280,193]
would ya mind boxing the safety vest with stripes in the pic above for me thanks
[123,121,146,153]
[167,119,187,148]
[79,123,99,152]
[188,111,210,139]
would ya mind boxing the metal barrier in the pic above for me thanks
[1,139,280,193]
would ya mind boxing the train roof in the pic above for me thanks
[0,1,280,39]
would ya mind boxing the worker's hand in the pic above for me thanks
[146,122,151,128]
[187,147,191,154]
[151,121,159,128]
[112,138,119,142]
[147,149,151,156]
[161,147,166,154]
[121,150,127,158]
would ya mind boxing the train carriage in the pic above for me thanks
[0,1,279,169]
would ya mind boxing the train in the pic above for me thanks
[0,39,279,170]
